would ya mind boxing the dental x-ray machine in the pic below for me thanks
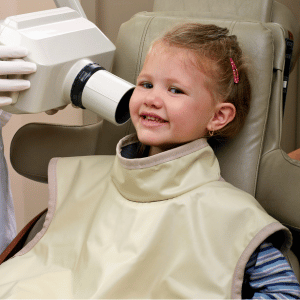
[0,0,134,125]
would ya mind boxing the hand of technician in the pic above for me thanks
[0,45,37,106]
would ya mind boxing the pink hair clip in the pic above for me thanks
[230,58,239,84]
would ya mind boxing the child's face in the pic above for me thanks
[129,42,218,154]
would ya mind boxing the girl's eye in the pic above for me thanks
[170,87,184,94]
[140,82,153,89]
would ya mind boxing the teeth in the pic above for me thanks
[144,116,165,122]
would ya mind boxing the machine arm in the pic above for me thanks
[53,0,87,18]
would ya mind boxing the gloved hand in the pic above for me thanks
[0,45,37,107]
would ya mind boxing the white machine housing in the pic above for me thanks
[0,7,134,125]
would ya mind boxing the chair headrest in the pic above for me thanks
[153,0,300,72]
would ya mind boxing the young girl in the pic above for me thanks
[127,23,300,299]
[0,23,299,299]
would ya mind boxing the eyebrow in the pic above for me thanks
[137,73,190,86]
[136,73,151,80]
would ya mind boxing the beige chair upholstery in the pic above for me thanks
[10,0,300,272]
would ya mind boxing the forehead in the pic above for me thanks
[140,42,209,85]
[140,42,207,83]
[144,42,197,68]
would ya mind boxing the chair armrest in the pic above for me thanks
[10,122,103,183]
[256,149,300,230]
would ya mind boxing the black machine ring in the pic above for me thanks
[70,63,105,109]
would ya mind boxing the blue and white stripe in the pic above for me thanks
[245,241,300,299]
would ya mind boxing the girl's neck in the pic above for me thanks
[148,143,185,156]
[149,146,163,157]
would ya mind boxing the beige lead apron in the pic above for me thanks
[0,135,291,299]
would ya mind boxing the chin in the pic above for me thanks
[137,135,163,147]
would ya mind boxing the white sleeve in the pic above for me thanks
[0,110,11,127]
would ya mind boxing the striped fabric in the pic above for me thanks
[244,241,300,299]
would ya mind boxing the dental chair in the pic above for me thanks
[2,0,300,282]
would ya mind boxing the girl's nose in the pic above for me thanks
[144,90,163,108]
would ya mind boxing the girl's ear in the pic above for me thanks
[207,102,236,132]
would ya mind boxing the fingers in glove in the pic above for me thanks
[0,60,37,75]
[0,96,12,106]
[0,46,29,58]
[0,78,30,91]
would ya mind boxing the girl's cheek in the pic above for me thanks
[129,99,139,121]
[129,96,136,114]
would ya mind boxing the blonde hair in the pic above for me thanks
[156,23,251,141]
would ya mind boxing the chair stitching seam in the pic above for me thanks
[253,24,274,196]
[134,15,156,81]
